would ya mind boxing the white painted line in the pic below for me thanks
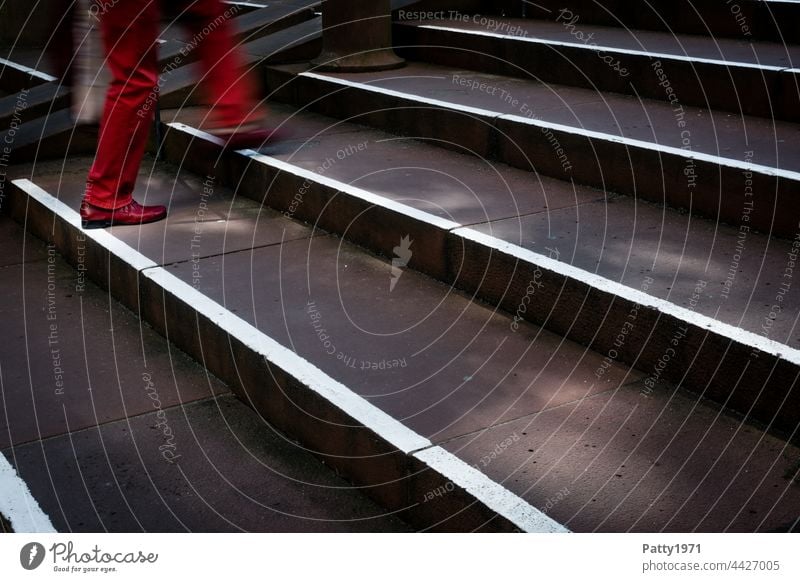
[454,226,800,366]
[13,180,159,272]
[498,112,800,181]
[415,447,569,533]
[0,454,57,533]
[416,24,788,72]
[16,175,572,533]
[224,0,269,8]
[297,71,800,182]
[168,122,463,231]
[0,58,58,83]
[224,1,267,7]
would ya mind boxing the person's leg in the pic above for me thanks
[177,0,260,129]
[177,0,288,148]
[84,0,160,209]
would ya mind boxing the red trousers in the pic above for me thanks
[85,0,258,209]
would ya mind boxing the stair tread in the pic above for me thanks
[30,156,316,265]
[444,378,800,532]
[297,61,800,172]
[507,0,800,44]
[6,395,411,532]
[400,16,800,68]
[0,215,229,449]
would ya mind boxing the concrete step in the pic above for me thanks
[262,61,800,240]
[445,378,800,532]
[473,0,799,43]
[7,394,413,532]
[393,16,800,121]
[6,158,799,532]
[0,215,411,532]
[154,0,443,103]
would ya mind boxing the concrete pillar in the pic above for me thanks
[312,0,405,72]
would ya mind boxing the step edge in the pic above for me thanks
[410,23,791,72]
[12,178,429,454]
[0,57,57,83]
[414,446,569,533]
[298,70,800,181]
[168,122,463,231]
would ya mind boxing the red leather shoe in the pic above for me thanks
[80,200,167,229]
[209,124,290,150]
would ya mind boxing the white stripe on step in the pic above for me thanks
[298,71,800,182]
[416,24,788,72]
[0,58,58,83]
[415,446,568,533]
[0,453,56,533]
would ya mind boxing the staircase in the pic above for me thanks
[2,0,799,532]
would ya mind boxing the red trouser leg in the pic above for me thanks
[177,0,260,128]
[85,1,261,208]
[85,1,159,209]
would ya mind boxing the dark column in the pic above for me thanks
[312,0,405,72]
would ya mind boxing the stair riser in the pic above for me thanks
[7,179,525,533]
[395,24,799,122]
[496,120,799,240]
[4,186,142,313]
[0,85,69,128]
[0,110,98,163]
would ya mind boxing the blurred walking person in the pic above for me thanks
[80,0,280,228]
